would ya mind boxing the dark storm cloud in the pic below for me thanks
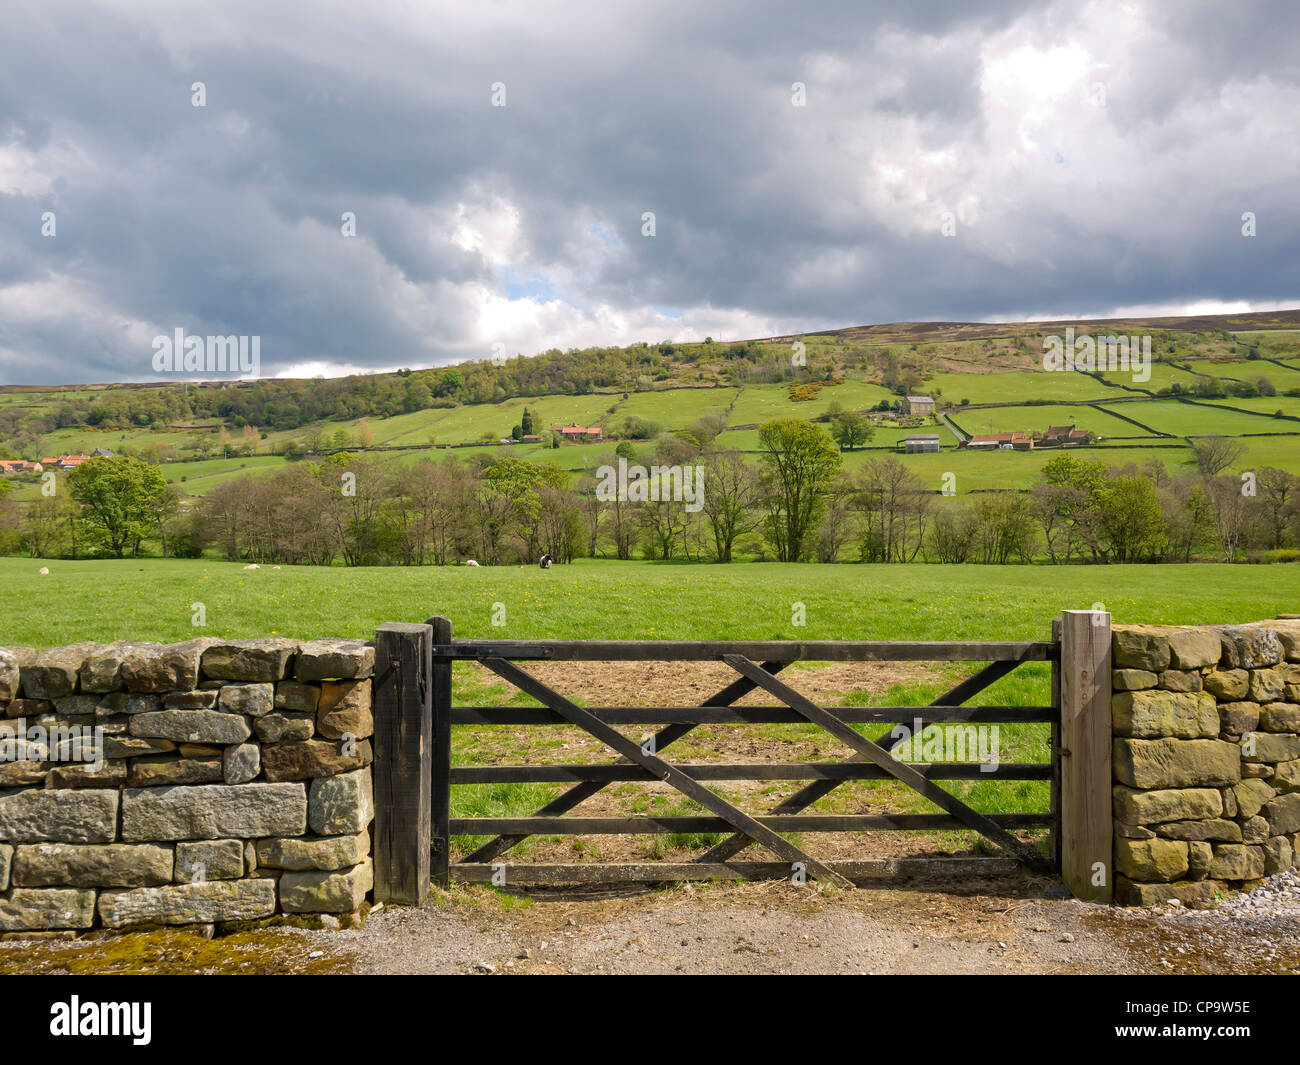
[0,0,1296,384]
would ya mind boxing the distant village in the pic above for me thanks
[896,395,1096,454]
[0,448,114,476]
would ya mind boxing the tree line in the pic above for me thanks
[5,421,1300,566]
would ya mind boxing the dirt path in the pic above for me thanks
[290,877,1300,976]
[5,876,1300,975]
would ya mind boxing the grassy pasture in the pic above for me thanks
[726,380,894,424]
[5,556,1296,862]
[946,404,1156,438]
[1116,399,1287,437]
[1182,359,1300,390]
[1095,362,1205,393]
[614,386,739,427]
[4,556,1295,649]
[924,370,1119,405]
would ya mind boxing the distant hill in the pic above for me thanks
[3,307,1300,502]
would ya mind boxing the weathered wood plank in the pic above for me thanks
[451,857,1024,884]
[482,657,853,888]
[432,640,1057,662]
[1050,617,1063,870]
[428,615,452,889]
[451,762,1053,783]
[1059,609,1113,903]
[452,813,1053,834]
[450,704,1056,725]
[372,622,432,906]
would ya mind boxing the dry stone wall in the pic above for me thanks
[0,637,375,932]
[1112,619,1300,907]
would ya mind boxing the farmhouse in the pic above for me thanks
[899,433,942,454]
[904,395,934,416]
[1041,425,1093,447]
[551,424,603,442]
[963,432,1033,451]
[0,459,41,474]
[38,454,89,470]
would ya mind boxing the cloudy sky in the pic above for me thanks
[1,0,1297,384]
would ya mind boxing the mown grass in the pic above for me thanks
[4,556,1298,649]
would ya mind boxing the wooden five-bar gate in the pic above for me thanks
[371,611,1113,904]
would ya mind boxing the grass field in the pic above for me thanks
[946,403,1156,438]
[925,370,1118,404]
[6,555,1296,863]
[1112,398,1286,437]
[4,556,1296,648]
[1096,362,1206,393]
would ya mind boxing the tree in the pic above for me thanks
[1096,475,1167,562]
[830,410,874,451]
[521,407,534,436]
[853,457,931,562]
[1191,435,1246,475]
[756,419,842,562]
[700,449,762,562]
[1254,466,1300,549]
[67,456,170,558]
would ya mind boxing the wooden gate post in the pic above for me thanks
[1059,609,1113,903]
[428,615,452,889]
[373,621,433,905]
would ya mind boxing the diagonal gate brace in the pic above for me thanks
[461,661,790,864]
[700,658,1021,862]
[483,657,852,888]
[722,655,1052,874]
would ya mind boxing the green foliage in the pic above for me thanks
[67,455,170,559]
[829,410,874,450]
[757,418,842,561]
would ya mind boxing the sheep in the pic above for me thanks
[38,567,49,575]
[465,559,480,567]
[243,564,260,570]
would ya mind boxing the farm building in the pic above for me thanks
[550,424,604,442]
[899,434,942,454]
[0,459,41,475]
[904,395,935,416]
[963,432,1033,451]
[1041,425,1093,447]
[38,454,89,470]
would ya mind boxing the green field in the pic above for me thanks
[1115,398,1288,437]
[1096,362,1205,393]
[726,380,894,425]
[946,404,1156,439]
[3,556,1296,649]
[615,386,739,427]
[1181,359,1300,390]
[925,370,1118,405]
[7,553,1299,864]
